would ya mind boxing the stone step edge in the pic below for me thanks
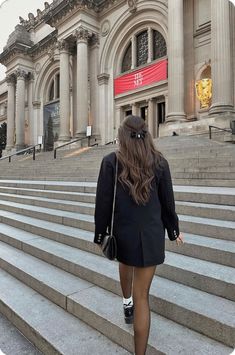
[0,211,235,270]
[0,231,234,347]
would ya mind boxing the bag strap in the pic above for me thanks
[110,153,118,235]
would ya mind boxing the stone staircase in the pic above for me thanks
[0,136,234,354]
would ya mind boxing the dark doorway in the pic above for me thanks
[140,106,148,121]
[157,102,165,124]
[125,110,132,116]
[43,102,60,151]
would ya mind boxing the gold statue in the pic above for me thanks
[195,78,212,109]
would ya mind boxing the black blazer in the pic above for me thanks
[94,152,179,248]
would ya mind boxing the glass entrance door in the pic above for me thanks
[43,102,60,151]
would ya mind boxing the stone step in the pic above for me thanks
[174,186,235,206]
[173,178,235,187]
[0,221,234,301]
[179,214,235,241]
[0,235,234,347]
[0,199,234,240]
[0,185,96,203]
[0,269,130,355]
[0,191,234,221]
[1,181,235,206]
[0,313,42,355]
[165,233,235,268]
[0,211,234,268]
[0,243,232,355]
[176,201,235,221]
[0,179,97,193]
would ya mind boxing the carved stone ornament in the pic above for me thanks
[35,63,41,74]
[101,20,110,37]
[57,39,70,52]
[73,27,90,42]
[6,74,16,85]
[90,33,100,46]
[128,0,137,13]
[15,69,28,79]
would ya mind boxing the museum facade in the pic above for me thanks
[0,0,234,152]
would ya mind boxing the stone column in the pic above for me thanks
[28,73,34,145]
[90,34,100,136]
[131,34,137,69]
[58,39,71,141]
[166,0,186,122]
[147,27,153,63]
[15,69,27,151]
[148,98,155,136]
[6,74,16,150]
[132,103,138,115]
[74,26,89,137]
[98,73,109,144]
[209,0,234,114]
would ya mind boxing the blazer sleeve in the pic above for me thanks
[94,156,114,244]
[158,158,179,241]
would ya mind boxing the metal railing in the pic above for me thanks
[0,144,42,163]
[209,125,231,140]
[54,136,98,159]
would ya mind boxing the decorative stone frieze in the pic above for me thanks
[6,74,16,85]
[57,39,71,52]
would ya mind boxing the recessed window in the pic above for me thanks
[121,29,167,73]
[136,30,148,67]
[48,73,60,102]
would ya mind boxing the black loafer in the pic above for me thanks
[124,304,134,324]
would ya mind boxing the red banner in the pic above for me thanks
[114,59,167,96]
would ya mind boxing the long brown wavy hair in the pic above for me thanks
[117,115,163,205]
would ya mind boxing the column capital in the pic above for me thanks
[73,26,90,44]
[57,39,71,53]
[15,69,28,80]
[28,72,35,82]
[6,74,16,85]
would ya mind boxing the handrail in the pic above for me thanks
[54,136,92,159]
[209,125,231,139]
[0,144,42,163]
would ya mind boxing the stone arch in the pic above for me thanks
[99,2,167,142]
[34,59,60,103]
[100,2,168,74]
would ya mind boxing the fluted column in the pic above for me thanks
[90,34,100,136]
[74,26,89,136]
[58,39,71,141]
[15,69,27,151]
[166,0,186,122]
[6,74,16,150]
[209,0,234,114]
[148,98,155,136]
[132,103,138,115]
[28,73,34,145]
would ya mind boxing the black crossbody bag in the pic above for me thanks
[101,155,118,260]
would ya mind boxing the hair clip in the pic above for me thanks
[130,130,147,139]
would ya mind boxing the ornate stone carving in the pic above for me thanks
[73,27,90,43]
[101,20,110,37]
[44,2,50,9]
[15,69,27,80]
[6,74,16,85]
[57,39,70,52]
[28,72,35,81]
[128,0,137,13]
[35,63,41,74]
[90,33,100,46]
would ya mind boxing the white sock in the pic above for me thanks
[123,296,133,307]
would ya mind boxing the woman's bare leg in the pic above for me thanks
[119,262,134,298]
[133,266,156,355]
